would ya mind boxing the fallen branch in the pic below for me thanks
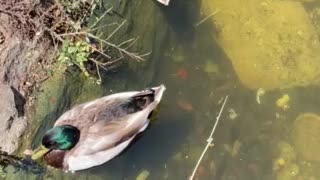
[189,95,229,180]
[59,31,147,61]
[40,4,150,83]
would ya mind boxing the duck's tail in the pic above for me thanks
[119,85,166,116]
[156,0,170,6]
[152,84,166,103]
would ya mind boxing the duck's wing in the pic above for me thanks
[54,91,139,127]
[56,91,157,126]
[70,108,154,156]
[55,84,166,126]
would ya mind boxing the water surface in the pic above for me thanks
[7,0,320,179]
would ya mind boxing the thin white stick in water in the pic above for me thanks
[189,95,229,180]
[195,10,220,27]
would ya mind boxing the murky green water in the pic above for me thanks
[4,0,320,179]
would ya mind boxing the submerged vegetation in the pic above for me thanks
[57,40,92,77]
[202,0,320,90]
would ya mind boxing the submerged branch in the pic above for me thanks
[189,95,229,180]
[89,22,120,32]
[89,6,113,29]
[106,19,127,41]
[195,10,220,27]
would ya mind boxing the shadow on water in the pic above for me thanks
[158,0,201,42]
[87,106,194,179]
[31,69,84,149]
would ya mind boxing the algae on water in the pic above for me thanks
[202,0,320,90]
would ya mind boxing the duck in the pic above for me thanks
[31,85,166,172]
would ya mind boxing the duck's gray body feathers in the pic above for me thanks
[47,85,166,171]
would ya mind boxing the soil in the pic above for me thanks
[0,0,57,153]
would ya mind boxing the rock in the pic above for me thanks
[0,84,27,153]
[136,169,150,180]
[277,141,296,162]
[204,61,219,74]
[291,113,320,161]
[276,94,290,111]
[202,0,320,90]
[310,8,320,37]
[276,163,299,180]
[294,0,317,2]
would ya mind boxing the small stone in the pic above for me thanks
[23,149,33,156]
[136,169,150,180]
[228,108,238,120]
[276,94,290,111]
[204,61,219,74]
[292,113,320,161]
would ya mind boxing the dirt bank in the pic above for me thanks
[0,0,55,153]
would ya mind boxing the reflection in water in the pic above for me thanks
[5,0,320,179]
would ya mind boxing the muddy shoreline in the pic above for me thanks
[0,0,56,153]
[0,0,168,155]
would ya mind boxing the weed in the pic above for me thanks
[58,39,92,77]
[47,2,149,84]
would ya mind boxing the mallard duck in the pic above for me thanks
[31,85,166,172]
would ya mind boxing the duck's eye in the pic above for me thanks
[43,137,57,149]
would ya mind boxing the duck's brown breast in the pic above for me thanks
[44,150,66,169]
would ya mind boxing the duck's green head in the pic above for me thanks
[32,125,80,160]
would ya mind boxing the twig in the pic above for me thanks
[89,22,119,32]
[39,3,58,22]
[195,9,220,27]
[106,19,126,40]
[0,8,26,24]
[117,37,136,47]
[89,6,113,29]
[59,32,147,61]
[95,62,102,83]
[45,27,64,42]
[189,95,229,180]
[124,37,139,50]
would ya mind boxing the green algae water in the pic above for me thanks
[4,0,320,179]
